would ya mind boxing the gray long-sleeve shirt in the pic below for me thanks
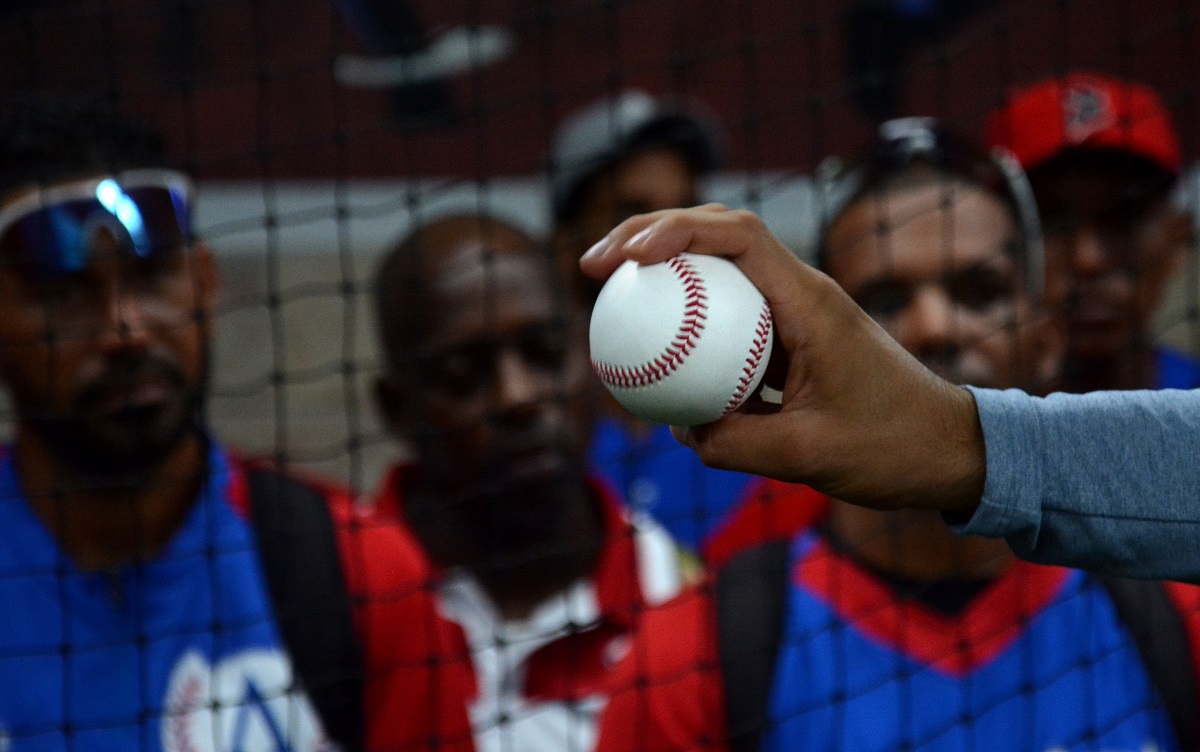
[953,386,1200,582]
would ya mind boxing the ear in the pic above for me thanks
[190,241,220,322]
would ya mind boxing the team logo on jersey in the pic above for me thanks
[1063,83,1116,144]
[162,649,335,752]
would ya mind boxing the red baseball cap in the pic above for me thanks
[984,71,1181,176]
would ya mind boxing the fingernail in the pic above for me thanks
[626,226,655,251]
[581,234,613,262]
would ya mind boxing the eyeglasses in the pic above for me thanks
[818,117,1045,301]
[0,169,193,281]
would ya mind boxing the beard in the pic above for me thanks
[406,447,601,602]
[918,346,994,389]
[14,351,207,486]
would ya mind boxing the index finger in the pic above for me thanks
[577,204,729,279]
[579,206,813,316]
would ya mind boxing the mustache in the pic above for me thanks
[918,348,966,383]
[1060,277,1132,307]
[425,418,580,476]
[74,353,190,414]
[406,458,586,570]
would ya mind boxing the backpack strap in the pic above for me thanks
[245,468,365,752]
[715,538,791,752]
[1100,577,1199,750]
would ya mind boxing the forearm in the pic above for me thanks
[578,207,1200,583]
[954,387,1200,581]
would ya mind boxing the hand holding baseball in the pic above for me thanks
[590,252,775,426]
[580,205,985,516]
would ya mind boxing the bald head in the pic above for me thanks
[371,210,596,517]
[374,213,573,371]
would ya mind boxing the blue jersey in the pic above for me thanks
[0,445,329,752]
[764,532,1178,752]
[1156,346,1200,390]
[589,418,757,551]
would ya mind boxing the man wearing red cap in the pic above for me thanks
[985,71,1197,392]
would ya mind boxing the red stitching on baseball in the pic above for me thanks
[592,255,708,389]
[722,302,772,415]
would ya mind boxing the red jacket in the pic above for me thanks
[369,465,685,752]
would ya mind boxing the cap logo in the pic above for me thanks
[1063,84,1115,144]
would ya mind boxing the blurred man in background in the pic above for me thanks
[596,119,1200,752]
[550,90,816,565]
[0,101,454,751]
[985,71,1197,392]
[371,211,683,752]
[550,89,722,297]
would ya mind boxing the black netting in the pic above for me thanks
[0,1,1197,750]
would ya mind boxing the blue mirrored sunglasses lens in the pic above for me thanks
[0,185,190,279]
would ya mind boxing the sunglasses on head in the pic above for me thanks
[818,117,1045,300]
[0,169,193,281]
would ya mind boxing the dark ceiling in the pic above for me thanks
[2,0,1195,180]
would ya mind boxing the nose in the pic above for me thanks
[492,347,549,424]
[96,280,152,355]
[1064,224,1110,279]
[897,285,955,355]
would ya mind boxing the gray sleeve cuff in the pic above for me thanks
[943,387,1200,579]
[946,387,1044,543]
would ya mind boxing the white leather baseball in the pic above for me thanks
[589,252,774,426]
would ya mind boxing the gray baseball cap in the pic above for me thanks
[549,89,724,223]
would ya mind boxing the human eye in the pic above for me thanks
[1040,212,1077,239]
[945,265,1014,312]
[519,320,571,373]
[428,342,494,394]
[853,281,911,321]
[138,239,189,272]
[31,273,94,310]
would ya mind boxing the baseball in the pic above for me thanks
[589,252,774,426]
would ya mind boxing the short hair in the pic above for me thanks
[816,118,1043,299]
[374,213,562,371]
[554,120,715,225]
[0,97,169,197]
[549,91,722,225]
[823,164,1016,255]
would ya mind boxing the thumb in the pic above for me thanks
[672,413,805,482]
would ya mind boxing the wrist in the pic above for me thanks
[933,383,986,518]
